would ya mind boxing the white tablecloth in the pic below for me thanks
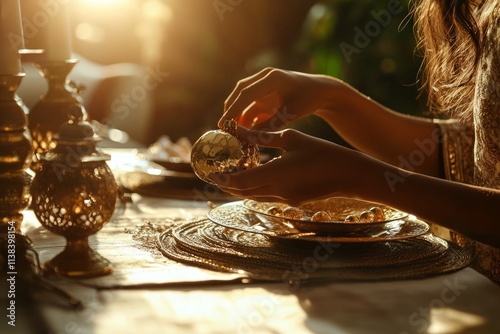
[10,193,500,334]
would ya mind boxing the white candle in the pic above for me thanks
[44,2,72,61]
[0,0,24,74]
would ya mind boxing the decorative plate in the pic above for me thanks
[136,150,194,174]
[207,201,429,243]
[121,157,196,180]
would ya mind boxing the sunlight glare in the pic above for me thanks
[82,0,124,6]
[75,22,104,43]
[428,307,485,333]
[143,0,173,21]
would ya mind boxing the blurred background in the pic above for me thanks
[19,0,426,147]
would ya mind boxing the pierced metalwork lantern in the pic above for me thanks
[31,112,117,278]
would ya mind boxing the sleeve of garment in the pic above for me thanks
[424,119,474,242]
[433,3,500,190]
[414,1,500,286]
[432,119,500,285]
[473,5,500,189]
[432,119,475,184]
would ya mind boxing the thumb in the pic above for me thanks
[236,126,302,151]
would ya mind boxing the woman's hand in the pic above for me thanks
[219,68,442,177]
[209,127,377,206]
[219,67,348,131]
[209,126,500,249]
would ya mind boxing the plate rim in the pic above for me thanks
[207,201,429,243]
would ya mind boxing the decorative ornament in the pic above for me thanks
[311,211,332,222]
[283,207,304,220]
[0,74,33,232]
[369,206,385,221]
[30,110,117,277]
[190,119,260,184]
[266,206,283,216]
[359,210,376,223]
[344,215,360,223]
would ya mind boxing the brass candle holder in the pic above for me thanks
[30,111,117,278]
[0,74,34,233]
[28,59,87,170]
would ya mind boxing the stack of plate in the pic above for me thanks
[157,198,471,283]
[117,155,235,201]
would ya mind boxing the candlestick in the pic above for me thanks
[28,59,87,170]
[0,74,33,232]
[0,0,24,74]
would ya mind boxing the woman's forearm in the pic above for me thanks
[316,84,441,177]
[364,156,500,248]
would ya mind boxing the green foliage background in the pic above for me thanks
[289,0,427,142]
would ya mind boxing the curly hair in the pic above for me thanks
[412,0,490,122]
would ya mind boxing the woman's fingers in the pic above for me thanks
[209,158,278,191]
[207,127,336,204]
[236,126,307,151]
[209,140,299,192]
[219,69,286,128]
[224,67,275,112]
[215,170,312,206]
[249,102,295,131]
[217,180,290,203]
[237,98,277,128]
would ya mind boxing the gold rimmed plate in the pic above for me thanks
[151,158,193,174]
[207,201,429,243]
[122,157,196,180]
[243,198,408,235]
[136,150,194,174]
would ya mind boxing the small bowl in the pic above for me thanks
[243,198,408,235]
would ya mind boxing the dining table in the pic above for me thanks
[2,147,500,334]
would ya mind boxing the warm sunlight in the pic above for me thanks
[73,0,136,18]
[428,307,486,333]
[5,1,500,332]
[80,0,124,6]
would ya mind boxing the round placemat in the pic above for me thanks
[157,219,471,282]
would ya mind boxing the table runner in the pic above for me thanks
[17,195,500,334]
[25,209,470,290]
[23,202,247,289]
